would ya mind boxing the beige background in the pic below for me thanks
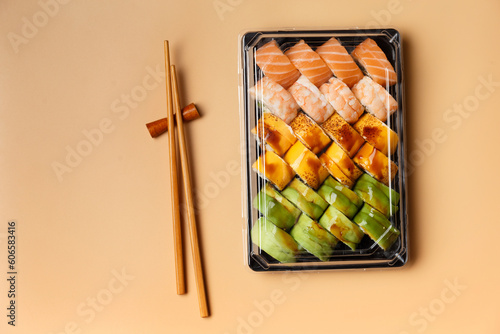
[1,0,499,333]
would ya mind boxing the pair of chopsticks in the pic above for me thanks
[163,40,209,318]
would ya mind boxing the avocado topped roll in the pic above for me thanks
[353,203,400,251]
[253,183,301,231]
[319,206,365,250]
[318,176,363,219]
[253,150,295,190]
[252,112,297,157]
[251,217,299,263]
[290,214,338,261]
[282,178,328,220]
[284,141,329,190]
[358,173,400,205]
[353,174,399,218]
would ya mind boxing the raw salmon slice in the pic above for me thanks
[316,37,363,88]
[351,38,397,87]
[285,40,332,87]
[255,40,301,89]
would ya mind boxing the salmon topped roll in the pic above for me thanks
[316,37,363,88]
[288,75,334,124]
[351,38,397,87]
[285,40,332,87]
[319,77,364,124]
[351,76,397,122]
[249,77,299,124]
[255,40,301,89]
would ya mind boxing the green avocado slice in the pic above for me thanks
[290,214,338,261]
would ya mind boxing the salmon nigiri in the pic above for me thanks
[285,40,332,87]
[351,76,397,122]
[319,77,364,124]
[249,77,299,124]
[255,40,301,89]
[316,37,363,88]
[288,75,334,124]
[351,38,397,87]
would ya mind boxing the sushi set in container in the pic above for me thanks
[239,28,408,271]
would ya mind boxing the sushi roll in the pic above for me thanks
[261,183,302,220]
[321,142,363,183]
[253,189,298,231]
[251,217,299,263]
[290,214,338,261]
[281,178,328,220]
[353,174,399,218]
[288,75,334,124]
[353,113,399,156]
[353,143,398,187]
[284,40,332,87]
[252,112,297,157]
[353,203,400,251]
[317,176,363,219]
[252,150,295,191]
[351,76,397,122]
[283,141,329,190]
[319,150,354,188]
[289,112,331,154]
[321,113,365,157]
[351,38,397,87]
[316,37,363,88]
[319,206,365,250]
[358,173,400,205]
[255,40,301,89]
[319,77,364,124]
[249,77,299,124]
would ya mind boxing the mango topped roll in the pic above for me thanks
[252,112,297,156]
[284,141,329,190]
[289,112,331,154]
[353,143,398,187]
[252,150,295,190]
[321,112,365,157]
[320,142,363,183]
[353,113,398,156]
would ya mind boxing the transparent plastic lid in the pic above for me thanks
[239,28,408,271]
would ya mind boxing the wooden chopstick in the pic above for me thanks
[164,40,186,295]
[171,65,210,318]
